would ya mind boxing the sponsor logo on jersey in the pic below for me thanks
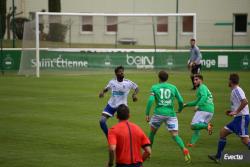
[112,91,125,96]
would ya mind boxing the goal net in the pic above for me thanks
[18,12,196,77]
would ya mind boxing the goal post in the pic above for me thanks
[19,12,197,77]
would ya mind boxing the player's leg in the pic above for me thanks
[99,113,110,137]
[99,104,116,137]
[238,115,250,149]
[208,124,233,163]
[190,65,198,90]
[190,74,195,90]
[188,111,213,146]
[190,111,211,130]
[241,137,250,149]
[148,115,162,146]
[167,117,191,163]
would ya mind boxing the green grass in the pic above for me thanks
[0,71,250,167]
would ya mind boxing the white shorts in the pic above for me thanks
[150,115,178,131]
[191,111,213,125]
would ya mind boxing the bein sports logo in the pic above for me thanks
[126,54,154,69]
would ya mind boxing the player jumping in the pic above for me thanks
[99,66,139,137]
[208,73,250,163]
[183,74,214,147]
[145,71,191,164]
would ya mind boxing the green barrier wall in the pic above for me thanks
[1,50,250,71]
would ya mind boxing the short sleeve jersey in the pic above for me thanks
[108,121,150,164]
[150,83,183,117]
[106,79,138,108]
[196,84,214,113]
[231,86,249,116]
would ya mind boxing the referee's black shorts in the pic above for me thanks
[116,162,143,167]
[191,64,201,74]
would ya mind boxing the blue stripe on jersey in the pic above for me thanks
[112,91,125,96]
[235,89,242,101]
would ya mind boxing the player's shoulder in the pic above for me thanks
[128,122,143,132]
[123,78,138,87]
[109,78,116,83]
[123,78,136,83]
[165,82,178,90]
[152,82,177,90]
[199,84,207,89]
[194,45,200,50]
[233,86,245,95]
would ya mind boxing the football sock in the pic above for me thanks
[191,123,208,130]
[99,116,108,137]
[216,138,227,159]
[148,130,156,146]
[172,135,185,150]
[248,141,250,150]
[190,130,200,144]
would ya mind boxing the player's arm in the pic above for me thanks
[175,88,184,112]
[185,88,207,109]
[129,81,139,102]
[140,128,152,161]
[99,81,111,98]
[184,97,200,108]
[195,88,208,106]
[107,145,115,167]
[145,95,155,122]
[228,98,248,116]
[142,145,151,161]
[145,87,155,122]
[107,129,116,167]
[132,87,139,102]
[99,87,109,98]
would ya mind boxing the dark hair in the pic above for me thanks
[229,73,239,84]
[114,66,124,73]
[190,38,196,42]
[117,104,129,120]
[158,71,168,82]
[193,74,203,80]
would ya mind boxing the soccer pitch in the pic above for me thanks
[0,71,249,167]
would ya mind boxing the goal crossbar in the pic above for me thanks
[34,12,197,78]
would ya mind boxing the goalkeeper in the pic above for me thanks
[182,74,214,147]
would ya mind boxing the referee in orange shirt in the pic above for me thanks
[107,104,151,167]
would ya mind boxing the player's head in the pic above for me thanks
[229,73,239,87]
[193,74,203,87]
[158,70,168,82]
[116,104,130,121]
[115,66,124,81]
[190,38,196,47]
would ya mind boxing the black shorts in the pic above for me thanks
[116,162,143,167]
[191,64,201,74]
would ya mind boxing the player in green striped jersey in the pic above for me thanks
[145,71,191,164]
[183,74,214,147]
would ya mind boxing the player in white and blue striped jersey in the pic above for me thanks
[98,66,139,137]
[209,73,249,163]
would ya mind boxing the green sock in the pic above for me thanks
[172,135,185,150]
[190,130,200,144]
[148,131,156,146]
[191,123,208,130]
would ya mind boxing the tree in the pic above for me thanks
[0,0,7,39]
[47,0,67,42]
